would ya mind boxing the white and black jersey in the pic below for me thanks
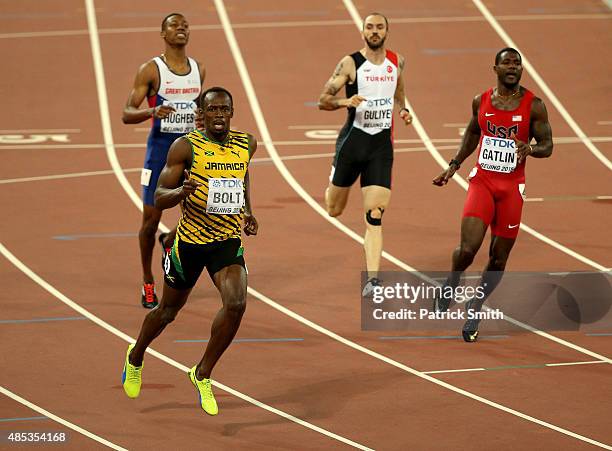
[331,50,400,189]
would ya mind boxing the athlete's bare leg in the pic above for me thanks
[477,234,516,299]
[195,265,247,379]
[447,216,488,288]
[139,205,163,283]
[130,283,191,366]
[362,185,391,278]
[325,183,351,217]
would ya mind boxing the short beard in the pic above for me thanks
[366,35,385,50]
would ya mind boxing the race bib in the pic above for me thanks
[160,100,196,134]
[206,178,244,215]
[478,136,517,173]
[355,97,393,131]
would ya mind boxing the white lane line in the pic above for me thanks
[342,0,610,273]
[0,146,456,185]
[342,0,611,361]
[245,287,612,450]
[0,242,372,451]
[0,385,127,450]
[83,1,372,449]
[215,0,612,363]
[472,0,612,171]
[213,0,612,447]
[1,136,611,150]
[0,129,80,133]
[0,168,140,185]
[597,121,612,125]
[423,360,608,375]
[1,13,609,40]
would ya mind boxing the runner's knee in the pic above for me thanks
[225,295,246,317]
[457,244,477,264]
[365,207,385,226]
[159,305,180,325]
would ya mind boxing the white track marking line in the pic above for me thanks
[0,385,127,450]
[226,0,612,365]
[341,0,611,361]
[0,242,372,451]
[342,0,610,272]
[1,13,610,40]
[83,2,372,449]
[0,129,80,133]
[472,0,612,171]
[423,360,608,375]
[218,0,612,362]
[245,287,612,449]
[214,0,612,447]
[1,135,611,150]
[87,0,612,445]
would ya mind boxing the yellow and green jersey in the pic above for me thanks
[177,129,251,245]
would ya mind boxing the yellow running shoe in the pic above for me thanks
[188,366,218,415]
[122,343,142,398]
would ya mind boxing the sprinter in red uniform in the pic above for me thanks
[432,48,553,342]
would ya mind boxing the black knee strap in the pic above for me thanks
[366,208,384,226]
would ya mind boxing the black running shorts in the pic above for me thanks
[163,238,246,290]
[331,126,393,188]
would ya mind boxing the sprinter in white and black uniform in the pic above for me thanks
[122,13,205,309]
[318,13,412,295]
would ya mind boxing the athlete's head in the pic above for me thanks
[362,13,388,50]
[494,47,523,88]
[160,13,189,46]
[199,87,234,137]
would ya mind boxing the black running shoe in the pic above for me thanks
[362,277,382,297]
[461,297,483,342]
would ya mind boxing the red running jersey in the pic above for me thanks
[476,87,535,179]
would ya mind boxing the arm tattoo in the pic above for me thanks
[333,61,344,77]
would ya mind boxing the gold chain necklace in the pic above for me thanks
[494,87,520,100]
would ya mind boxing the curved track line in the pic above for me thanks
[0,386,127,450]
[341,0,608,272]
[213,0,610,362]
[211,1,612,447]
[246,287,612,450]
[471,0,612,171]
[83,2,377,449]
[0,243,372,451]
[82,0,612,444]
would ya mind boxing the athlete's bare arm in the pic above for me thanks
[528,97,553,157]
[243,134,258,236]
[154,137,200,210]
[318,56,364,110]
[433,95,482,186]
[511,97,553,164]
[122,60,176,124]
[394,54,413,125]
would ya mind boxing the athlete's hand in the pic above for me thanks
[181,169,202,197]
[195,108,204,130]
[152,104,176,119]
[344,95,366,109]
[511,132,532,164]
[243,213,258,236]
[432,166,458,186]
[399,109,413,125]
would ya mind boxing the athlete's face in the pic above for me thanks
[362,15,387,50]
[494,51,523,87]
[202,92,233,136]
[161,15,189,46]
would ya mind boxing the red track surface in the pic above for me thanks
[1,1,611,449]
